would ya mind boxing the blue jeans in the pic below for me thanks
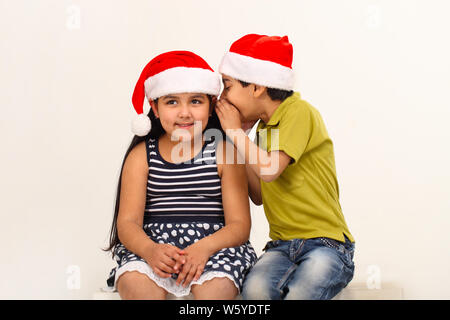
[242,237,355,300]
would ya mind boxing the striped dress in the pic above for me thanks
[107,135,257,297]
[145,136,225,224]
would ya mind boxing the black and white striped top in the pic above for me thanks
[143,136,224,224]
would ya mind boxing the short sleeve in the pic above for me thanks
[261,102,312,165]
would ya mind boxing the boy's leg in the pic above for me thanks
[284,238,355,300]
[242,242,296,300]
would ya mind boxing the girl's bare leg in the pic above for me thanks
[116,271,167,300]
[191,277,238,300]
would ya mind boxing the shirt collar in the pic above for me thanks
[263,92,301,127]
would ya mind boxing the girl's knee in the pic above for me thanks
[210,277,237,292]
[116,271,144,292]
[116,271,166,299]
[203,277,238,294]
[192,277,238,299]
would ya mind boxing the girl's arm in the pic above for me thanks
[117,142,184,277]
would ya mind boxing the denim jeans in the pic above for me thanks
[242,237,355,300]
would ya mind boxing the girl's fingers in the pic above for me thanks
[176,263,191,286]
[171,252,186,264]
[158,258,177,274]
[159,264,174,275]
[182,265,197,288]
[154,267,171,278]
[163,246,185,260]
[164,251,184,265]
[173,260,183,273]
[175,247,185,256]
[161,255,176,269]
[166,249,186,272]
[193,265,204,282]
[166,244,184,256]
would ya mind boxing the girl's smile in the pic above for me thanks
[176,122,194,129]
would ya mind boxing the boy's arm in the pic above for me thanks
[246,162,262,205]
[216,99,310,183]
[216,100,293,183]
[230,128,292,183]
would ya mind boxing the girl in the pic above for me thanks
[104,51,257,300]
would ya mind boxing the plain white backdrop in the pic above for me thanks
[1,0,449,299]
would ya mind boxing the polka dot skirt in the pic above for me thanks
[107,222,257,297]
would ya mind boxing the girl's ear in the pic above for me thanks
[149,100,159,118]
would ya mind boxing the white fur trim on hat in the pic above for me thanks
[144,67,221,100]
[219,51,295,90]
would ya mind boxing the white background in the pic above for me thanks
[1,0,449,299]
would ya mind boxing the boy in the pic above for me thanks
[215,34,355,300]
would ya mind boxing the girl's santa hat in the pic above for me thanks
[219,34,294,91]
[131,51,221,136]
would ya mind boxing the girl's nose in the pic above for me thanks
[178,103,191,117]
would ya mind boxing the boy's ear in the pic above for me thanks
[252,84,267,99]
[149,100,159,118]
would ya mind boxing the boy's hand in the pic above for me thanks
[216,99,242,131]
[175,241,211,287]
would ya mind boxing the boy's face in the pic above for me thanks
[220,75,258,122]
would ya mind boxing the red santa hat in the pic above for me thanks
[219,34,294,91]
[131,50,221,136]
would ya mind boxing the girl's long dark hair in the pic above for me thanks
[103,95,223,257]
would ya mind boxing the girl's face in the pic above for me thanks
[151,93,211,142]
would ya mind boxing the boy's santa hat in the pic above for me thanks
[131,51,221,136]
[219,34,294,91]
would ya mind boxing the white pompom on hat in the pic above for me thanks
[131,51,221,136]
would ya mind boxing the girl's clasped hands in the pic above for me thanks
[145,241,211,287]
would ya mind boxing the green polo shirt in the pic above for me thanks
[256,92,354,243]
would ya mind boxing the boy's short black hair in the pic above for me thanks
[239,80,294,101]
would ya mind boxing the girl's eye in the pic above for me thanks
[224,87,230,91]
[167,100,177,105]
[191,99,202,104]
